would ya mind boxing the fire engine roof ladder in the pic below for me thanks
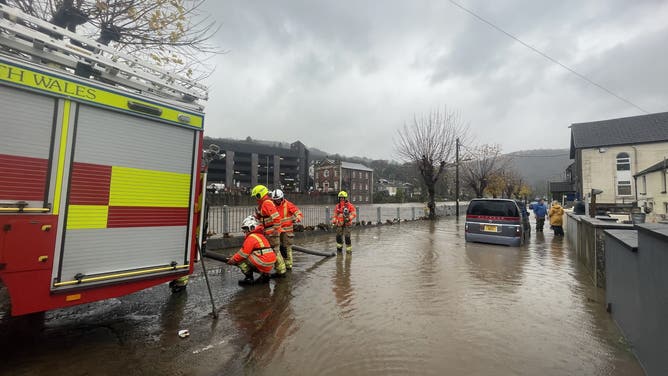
[0,4,208,106]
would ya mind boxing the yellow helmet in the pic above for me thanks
[337,191,348,199]
[251,185,269,199]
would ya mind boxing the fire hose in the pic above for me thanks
[205,245,335,263]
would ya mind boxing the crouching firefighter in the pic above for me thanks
[227,216,277,286]
[332,190,357,253]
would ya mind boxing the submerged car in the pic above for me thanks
[515,200,532,235]
[465,198,526,246]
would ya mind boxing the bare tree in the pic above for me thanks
[460,144,508,198]
[395,108,468,219]
[7,0,220,77]
[499,169,524,198]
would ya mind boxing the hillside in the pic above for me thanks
[503,149,571,187]
[203,136,571,189]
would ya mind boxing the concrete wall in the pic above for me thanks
[566,213,633,287]
[605,224,668,376]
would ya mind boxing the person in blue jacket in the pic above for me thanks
[532,198,548,232]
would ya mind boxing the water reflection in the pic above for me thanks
[464,242,525,290]
[225,277,296,373]
[158,291,187,344]
[332,254,353,317]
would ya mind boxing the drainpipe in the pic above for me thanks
[631,146,639,207]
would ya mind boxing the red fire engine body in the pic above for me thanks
[0,4,208,316]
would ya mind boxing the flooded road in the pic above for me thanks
[0,217,643,375]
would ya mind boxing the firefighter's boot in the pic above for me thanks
[256,273,271,284]
[169,276,189,293]
[238,272,255,286]
[285,247,293,270]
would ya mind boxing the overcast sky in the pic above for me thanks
[199,0,668,161]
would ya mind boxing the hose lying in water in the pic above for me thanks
[204,246,335,263]
[204,251,229,263]
[292,245,335,257]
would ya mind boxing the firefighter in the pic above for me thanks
[168,275,189,293]
[271,189,303,270]
[332,190,357,253]
[251,184,287,277]
[227,216,277,285]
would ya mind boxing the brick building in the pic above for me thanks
[314,159,373,203]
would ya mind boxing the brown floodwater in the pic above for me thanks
[0,217,644,376]
[220,218,643,375]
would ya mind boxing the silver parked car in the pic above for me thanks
[465,198,526,246]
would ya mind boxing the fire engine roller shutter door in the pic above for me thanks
[58,104,195,281]
[0,87,54,208]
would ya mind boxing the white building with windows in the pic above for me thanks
[569,112,668,209]
[634,159,668,222]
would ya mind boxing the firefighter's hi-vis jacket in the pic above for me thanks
[276,199,303,234]
[229,227,276,273]
[256,195,282,237]
[332,201,356,227]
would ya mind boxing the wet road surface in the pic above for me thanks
[0,217,644,375]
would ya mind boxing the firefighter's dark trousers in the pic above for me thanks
[279,232,294,269]
[336,226,352,253]
[269,235,287,274]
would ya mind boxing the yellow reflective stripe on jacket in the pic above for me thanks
[249,233,268,248]
[250,252,275,268]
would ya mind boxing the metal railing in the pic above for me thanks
[207,202,467,236]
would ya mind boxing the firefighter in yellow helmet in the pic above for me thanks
[251,184,287,277]
[332,190,356,253]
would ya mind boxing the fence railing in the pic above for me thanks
[207,202,467,236]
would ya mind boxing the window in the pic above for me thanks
[617,180,632,196]
[616,152,632,196]
[353,183,356,190]
[616,152,630,171]
[315,171,319,179]
[324,170,329,178]
[334,182,338,190]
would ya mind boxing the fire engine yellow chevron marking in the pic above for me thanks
[66,205,109,229]
[109,167,191,207]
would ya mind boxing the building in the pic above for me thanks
[205,138,309,192]
[314,159,374,203]
[634,158,668,223]
[569,112,668,210]
[376,179,418,199]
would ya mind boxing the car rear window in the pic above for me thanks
[467,200,519,217]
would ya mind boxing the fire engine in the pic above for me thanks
[0,4,209,316]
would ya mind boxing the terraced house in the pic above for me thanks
[569,111,668,214]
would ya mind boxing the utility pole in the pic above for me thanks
[456,138,460,217]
